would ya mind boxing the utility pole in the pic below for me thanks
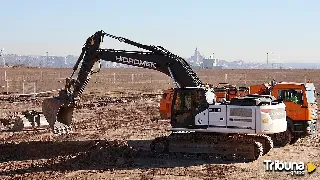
[271,52,274,69]
[1,48,5,67]
[46,52,48,68]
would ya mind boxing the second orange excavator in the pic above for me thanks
[250,80,318,146]
[160,83,249,119]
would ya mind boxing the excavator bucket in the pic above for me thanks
[42,96,75,134]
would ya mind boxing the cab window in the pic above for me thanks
[305,90,316,104]
[174,92,191,111]
[278,89,303,104]
[173,89,207,111]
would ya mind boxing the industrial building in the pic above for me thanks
[202,54,223,69]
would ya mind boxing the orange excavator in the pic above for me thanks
[250,80,318,146]
[159,83,249,119]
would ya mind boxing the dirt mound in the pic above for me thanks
[0,139,137,178]
[77,96,133,109]
[293,135,320,147]
[205,164,238,178]
[68,140,136,168]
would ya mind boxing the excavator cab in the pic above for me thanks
[170,88,208,128]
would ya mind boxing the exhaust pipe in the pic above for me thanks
[42,90,75,134]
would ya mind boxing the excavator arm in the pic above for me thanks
[42,30,204,134]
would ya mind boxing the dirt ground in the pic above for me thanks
[0,68,319,180]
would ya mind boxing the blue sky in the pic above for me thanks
[0,0,319,63]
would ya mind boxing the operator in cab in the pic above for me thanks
[291,91,299,103]
[205,84,216,104]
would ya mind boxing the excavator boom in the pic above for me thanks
[42,30,203,133]
[97,49,201,87]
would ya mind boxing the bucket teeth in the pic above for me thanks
[42,97,65,128]
[42,96,75,134]
[52,121,73,135]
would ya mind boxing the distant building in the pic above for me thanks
[202,54,223,69]
[185,48,225,69]
[187,47,204,67]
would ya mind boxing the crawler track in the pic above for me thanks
[150,132,273,162]
[251,134,273,155]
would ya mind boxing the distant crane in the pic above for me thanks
[266,52,276,69]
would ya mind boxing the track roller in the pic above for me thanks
[150,132,265,162]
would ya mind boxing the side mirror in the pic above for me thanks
[317,92,319,96]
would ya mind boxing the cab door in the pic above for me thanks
[276,88,304,120]
[171,88,208,128]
